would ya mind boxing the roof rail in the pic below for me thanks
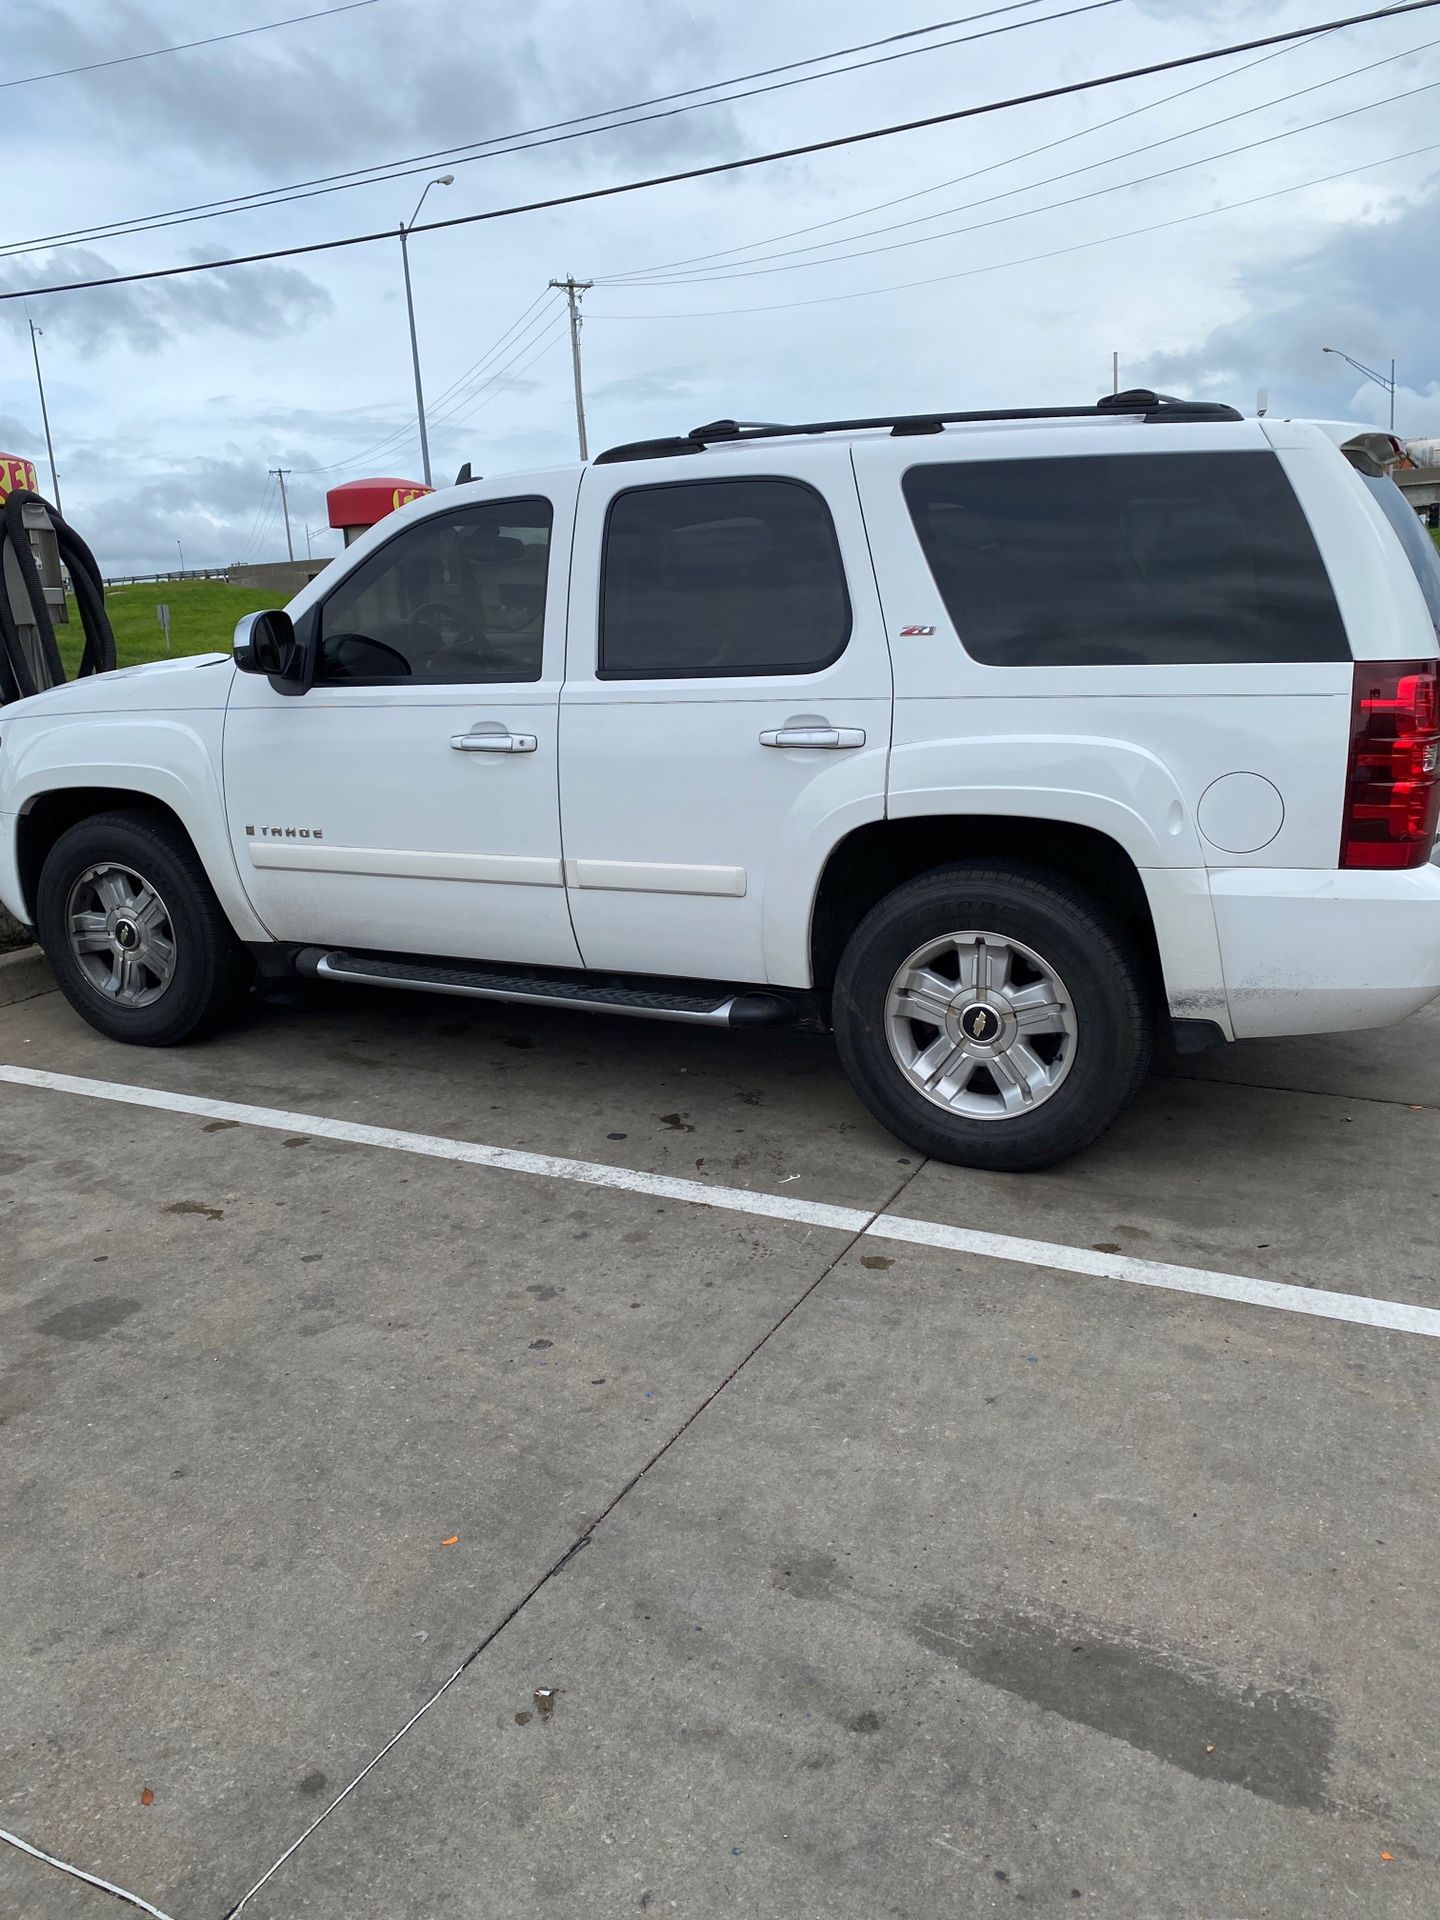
[593,389,1242,464]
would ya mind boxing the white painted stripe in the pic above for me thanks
[0,1824,176,1920]
[4,1063,1438,1341]
[0,1066,866,1234]
[247,842,561,887]
[866,1214,1440,1340]
[565,857,747,898]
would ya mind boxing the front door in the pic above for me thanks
[559,449,893,987]
[223,485,583,967]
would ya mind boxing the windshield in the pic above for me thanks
[1361,473,1440,630]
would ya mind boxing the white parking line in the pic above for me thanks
[0,1822,176,1919]
[5,1062,1440,1342]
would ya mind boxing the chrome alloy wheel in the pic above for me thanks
[65,862,178,1008]
[884,930,1078,1121]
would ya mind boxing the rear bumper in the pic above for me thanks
[1211,862,1440,1038]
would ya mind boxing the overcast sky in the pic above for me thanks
[2,0,1438,572]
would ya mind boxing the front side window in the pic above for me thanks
[902,451,1349,667]
[317,497,553,684]
[600,477,851,678]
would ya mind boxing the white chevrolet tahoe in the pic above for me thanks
[4,390,1440,1171]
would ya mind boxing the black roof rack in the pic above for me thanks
[593,389,1242,463]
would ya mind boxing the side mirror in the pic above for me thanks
[234,609,298,679]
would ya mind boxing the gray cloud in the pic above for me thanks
[0,250,332,353]
[9,0,743,211]
[1141,174,1440,431]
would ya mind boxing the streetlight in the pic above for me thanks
[26,313,62,515]
[1321,344,1397,433]
[176,537,185,573]
[400,174,453,487]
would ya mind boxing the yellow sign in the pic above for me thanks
[391,485,428,511]
[0,454,39,500]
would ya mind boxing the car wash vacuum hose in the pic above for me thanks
[0,488,116,704]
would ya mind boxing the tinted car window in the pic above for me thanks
[600,478,850,678]
[317,498,552,684]
[902,451,1349,667]
[1361,472,1440,629]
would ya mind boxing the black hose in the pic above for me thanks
[0,489,116,703]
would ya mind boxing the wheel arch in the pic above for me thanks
[809,815,1170,1005]
[14,782,268,943]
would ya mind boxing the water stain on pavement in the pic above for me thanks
[35,1296,141,1342]
[907,1599,1335,1810]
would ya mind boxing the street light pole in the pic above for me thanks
[27,317,62,515]
[400,174,454,488]
[176,537,185,572]
[1321,345,1397,433]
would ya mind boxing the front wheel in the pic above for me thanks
[36,810,253,1046]
[832,863,1151,1171]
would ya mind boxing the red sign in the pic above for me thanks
[0,453,39,500]
[326,476,432,532]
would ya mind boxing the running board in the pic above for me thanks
[295,948,796,1027]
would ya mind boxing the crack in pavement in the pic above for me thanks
[219,1156,930,1920]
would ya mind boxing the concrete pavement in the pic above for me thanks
[1,977,1434,1918]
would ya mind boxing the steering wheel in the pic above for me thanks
[409,600,482,647]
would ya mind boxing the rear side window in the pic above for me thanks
[1360,473,1440,630]
[902,451,1349,667]
[600,478,851,678]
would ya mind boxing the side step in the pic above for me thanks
[294,948,797,1028]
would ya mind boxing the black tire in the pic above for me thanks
[832,861,1151,1172]
[36,809,253,1046]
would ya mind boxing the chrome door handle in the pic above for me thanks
[450,732,538,753]
[759,726,866,750]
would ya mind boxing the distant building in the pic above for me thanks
[1394,465,1440,528]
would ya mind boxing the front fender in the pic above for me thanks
[0,713,270,941]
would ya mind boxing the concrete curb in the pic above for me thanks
[0,945,54,1008]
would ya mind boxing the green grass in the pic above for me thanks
[57,579,282,677]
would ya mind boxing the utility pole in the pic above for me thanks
[1111,350,1119,396]
[550,275,594,460]
[28,317,62,515]
[270,467,295,562]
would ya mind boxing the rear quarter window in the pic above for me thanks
[1360,472,1440,631]
[902,450,1350,667]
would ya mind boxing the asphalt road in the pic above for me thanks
[1,972,1436,1919]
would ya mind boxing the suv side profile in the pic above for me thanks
[3,391,1439,1171]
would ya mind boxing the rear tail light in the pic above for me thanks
[1341,658,1440,868]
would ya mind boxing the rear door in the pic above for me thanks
[559,448,892,986]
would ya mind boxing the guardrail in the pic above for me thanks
[102,568,232,587]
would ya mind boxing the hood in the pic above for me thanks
[0,653,232,721]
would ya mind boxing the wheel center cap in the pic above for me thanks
[114,919,139,951]
[958,1001,1003,1045]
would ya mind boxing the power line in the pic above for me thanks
[425,288,553,412]
[598,21,1347,283]
[604,24,1440,284]
[588,134,1440,320]
[1,0,394,93]
[5,0,1437,305]
[0,0,1099,262]
[291,306,568,475]
[607,59,1440,287]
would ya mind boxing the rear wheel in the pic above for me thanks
[832,862,1151,1171]
[36,810,253,1045]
